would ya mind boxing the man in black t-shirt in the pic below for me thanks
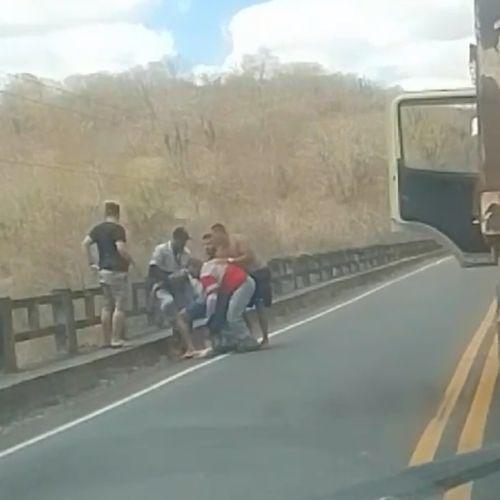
[82,202,134,348]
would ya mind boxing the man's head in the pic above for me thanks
[202,233,216,259]
[104,201,120,221]
[187,257,203,279]
[210,223,229,247]
[172,226,190,252]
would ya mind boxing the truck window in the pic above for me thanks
[399,101,480,174]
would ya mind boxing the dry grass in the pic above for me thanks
[0,63,395,298]
[400,103,478,173]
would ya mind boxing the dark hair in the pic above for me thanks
[187,257,203,268]
[187,257,203,277]
[172,226,190,241]
[210,223,226,233]
[202,233,212,241]
[104,201,120,218]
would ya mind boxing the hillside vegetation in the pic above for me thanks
[0,60,394,296]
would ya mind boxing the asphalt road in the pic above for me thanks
[0,257,499,500]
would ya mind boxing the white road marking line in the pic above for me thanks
[0,256,451,460]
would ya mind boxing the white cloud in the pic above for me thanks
[225,0,475,89]
[0,0,147,30]
[0,23,174,79]
[0,0,175,79]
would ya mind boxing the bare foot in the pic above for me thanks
[193,348,212,359]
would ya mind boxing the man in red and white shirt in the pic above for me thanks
[200,250,259,353]
[200,259,245,314]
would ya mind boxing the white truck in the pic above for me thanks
[390,0,500,268]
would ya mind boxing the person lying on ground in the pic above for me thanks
[210,223,273,346]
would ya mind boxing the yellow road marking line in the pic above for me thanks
[409,301,496,466]
[444,334,499,500]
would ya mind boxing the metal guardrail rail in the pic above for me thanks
[0,239,440,373]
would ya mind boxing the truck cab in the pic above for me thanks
[390,0,500,268]
[389,88,495,266]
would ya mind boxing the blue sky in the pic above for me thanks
[0,0,476,89]
[145,0,264,67]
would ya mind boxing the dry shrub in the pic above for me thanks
[0,62,396,297]
[400,104,479,173]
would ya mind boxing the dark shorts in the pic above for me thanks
[249,267,273,308]
[185,299,207,322]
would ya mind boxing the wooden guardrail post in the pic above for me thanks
[84,291,96,323]
[0,297,17,372]
[268,259,284,297]
[27,301,40,332]
[296,256,311,288]
[131,283,141,315]
[321,253,334,281]
[52,289,78,355]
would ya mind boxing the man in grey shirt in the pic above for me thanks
[148,227,193,316]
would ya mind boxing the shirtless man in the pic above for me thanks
[210,223,272,346]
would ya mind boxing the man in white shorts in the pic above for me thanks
[82,202,134,348]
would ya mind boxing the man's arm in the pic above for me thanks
[82,235,97,268]
[149,245,163,269]
[114,224,135,268]
[116,240,135,267]
[150,245,185,283]
[167,248,192,282]
[149,264,168,284]
[227,236,255,266]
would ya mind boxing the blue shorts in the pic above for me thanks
[185,300,207,322]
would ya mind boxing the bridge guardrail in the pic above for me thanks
[0,239,440,373]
